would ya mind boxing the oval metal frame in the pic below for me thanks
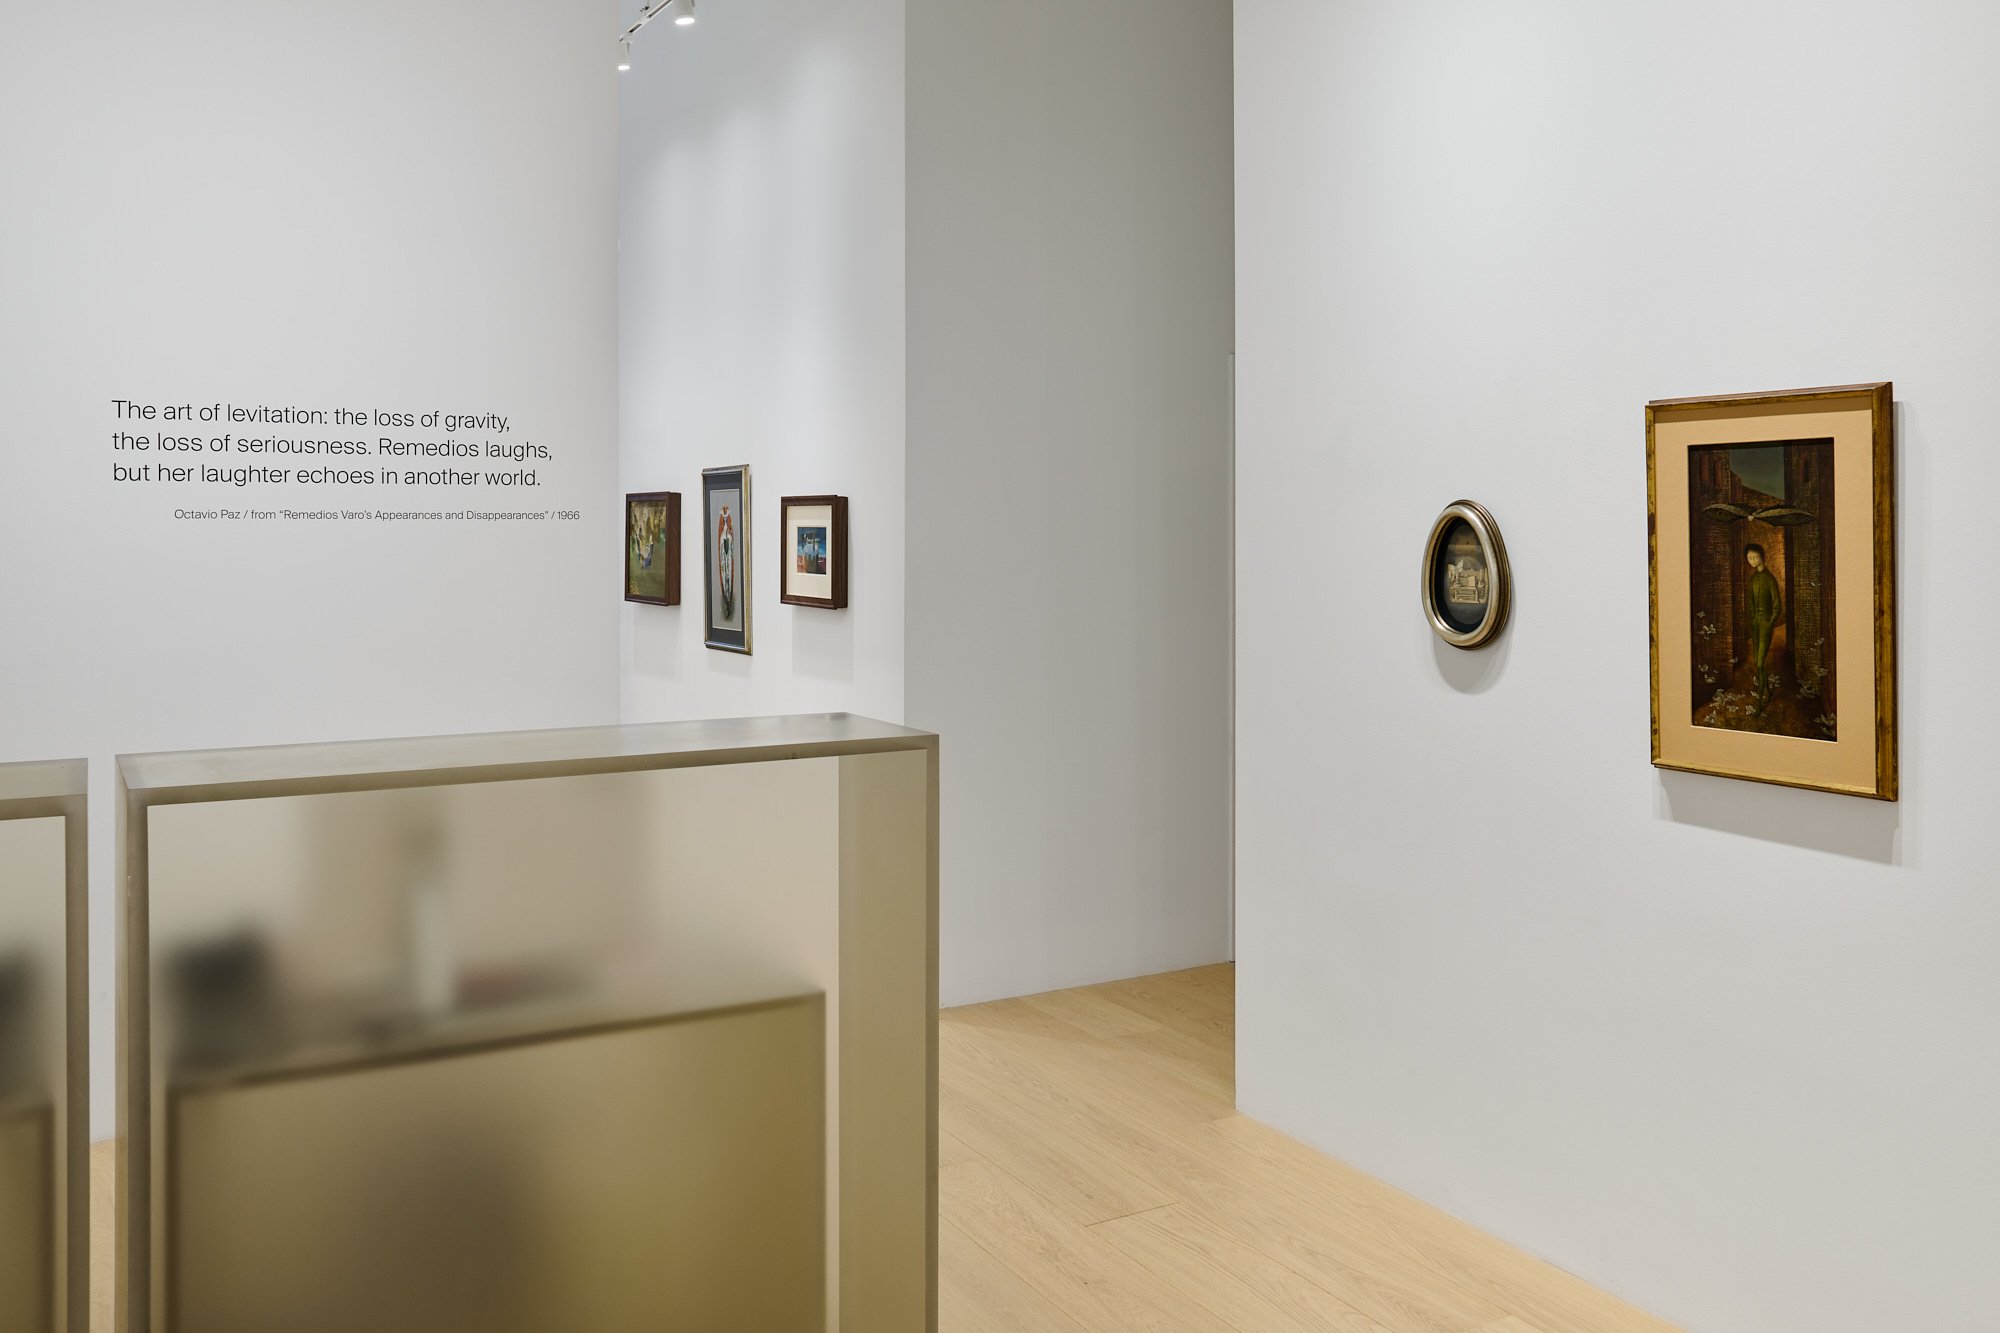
[1421,500,1511,650]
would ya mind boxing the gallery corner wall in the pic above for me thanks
[620,0,1237,1009]
[0,0,621,1140]
[617,0,908,725]
[1234,3,2000,1332]
[908,0,1236,1005]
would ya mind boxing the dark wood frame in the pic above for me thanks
[778,495,850,610]
[1646,382,1897,800]
[622,491,680,607]
[701,465,752,654]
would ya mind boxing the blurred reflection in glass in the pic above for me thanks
[0,812,67,1333]
[148,761,841,1333]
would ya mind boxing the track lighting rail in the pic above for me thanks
[618,0,695,67]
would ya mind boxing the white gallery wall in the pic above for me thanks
[908,0,1236,1004]
[618,0,907,725]
[1236,4,2000,1332]
[0,0,619,1138]
[622,0,1236,1007]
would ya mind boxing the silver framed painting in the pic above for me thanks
[702,465,751,654]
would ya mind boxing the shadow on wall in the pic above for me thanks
[793,609,855,684]
[632,611,683,681]
[706,649,753,681]
[1431,626,1512,694]
[1655,770,1903,865]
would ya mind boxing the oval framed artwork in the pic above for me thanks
[1421,500,1511,649]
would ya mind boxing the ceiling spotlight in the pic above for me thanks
[617,39,632,71]
[669,0,696,26]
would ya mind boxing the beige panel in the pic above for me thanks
[121,718,937,1333]
[839,749,939,1332]
[143,761,841,1331]
[0,812,71,1333]
[143,764,839,1025]
[171,998,824,1333]
[0,1105,54,1331]
[115,772,146,1333]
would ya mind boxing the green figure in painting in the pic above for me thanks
[1745,543,1781,707]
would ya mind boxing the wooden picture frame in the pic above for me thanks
[1647,382,1896,800]
[701,465,752,654]
[623,491,680,606]
[779,495,850,610]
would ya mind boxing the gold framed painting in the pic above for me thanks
[1647,382,1896,800]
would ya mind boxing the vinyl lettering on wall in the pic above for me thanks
[105,397,575,521]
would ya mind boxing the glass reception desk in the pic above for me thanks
[116,715,938,1333]
[0,759,89,1333]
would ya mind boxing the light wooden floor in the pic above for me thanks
[86,963,1678,1333]
[939,964,1681,1333]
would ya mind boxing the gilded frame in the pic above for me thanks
[1646,382,1897,800]
[1421,500,1511,650]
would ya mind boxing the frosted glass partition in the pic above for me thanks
[118,715,938,1333]
[0,759,88,1333]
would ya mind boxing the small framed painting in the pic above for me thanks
[1647,382,1897,800]
[624,491,680,606]
[1420,500,1510,649]
[779,495,850,609]
[702,465,752,653]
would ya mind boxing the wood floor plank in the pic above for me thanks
[944,1039,1506,1329]
[1146,1137,1507,1333]
[1092,1204,1398,1333]
[951,1026,1504,1331]
[940,1218,1091,1333]
[1021,985,1164,1040]
[939,1126,984,1169]
[1148,964,1237,1007]
[945,997,1130,1065]
[1194,1117,1680,1333]
[1086,973,1234,1053]
[939,1021,1181,1225]
[1115,1024,1234,1102]
[949,1003,1232,1130]
[940,1160,1238,1332]
[941,965,1681,1333]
